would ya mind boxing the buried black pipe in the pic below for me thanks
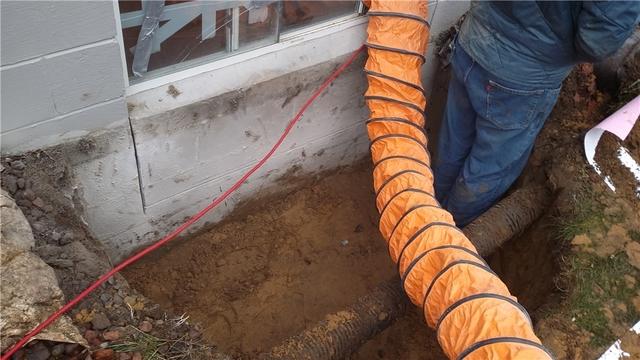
[260,185,552,360]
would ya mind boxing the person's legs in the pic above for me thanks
[434,44,478,205]
[444,66,561,226]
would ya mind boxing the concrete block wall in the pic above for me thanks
[1,0,468,261]
[0,0,129,151]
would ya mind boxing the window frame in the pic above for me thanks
[115,1,364,94]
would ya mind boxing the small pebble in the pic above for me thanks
[93,348,114,360]
[60,231,75,245]
[25,342,50,360]
[31,222,46,233]
[132,353,142,360]
[30,208,44,219]
[119,353,132,360]
[23,189,36,201]
[91,313,112,331]
[64,343,80,354]
[102,330,120,341]
[4,175,17,193]
[16,178,25,189]
[138,320,153,333]
[100,293,111,304]
[84,329,98,341]
[112,294,123,305]
[51,343,65,356]
[11,160,26,170]
[16,199,32,208]
[32,197,46,209]
[51,230,62,242]
[340,239,349,246]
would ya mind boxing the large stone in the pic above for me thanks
[0,190,34,264]
[0,191,85,352]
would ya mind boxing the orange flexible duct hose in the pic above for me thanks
[364,1,553,359]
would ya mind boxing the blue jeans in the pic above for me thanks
[434,42,561,226]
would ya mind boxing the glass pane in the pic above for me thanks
[281,1,357,31]
[119,1,278,81]
[238,3,279,52]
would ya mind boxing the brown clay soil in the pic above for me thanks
[124,164,450,358]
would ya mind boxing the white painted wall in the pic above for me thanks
[1,0,469,260]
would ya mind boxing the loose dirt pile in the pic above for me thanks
[124,164,413,358]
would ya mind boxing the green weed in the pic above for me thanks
[567,252,639,347]
[555,191,606,242]
[108,326,210,360]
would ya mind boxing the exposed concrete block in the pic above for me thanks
[1,41,125,132]
[131,54,368,206]
[0,1,116,65]
[60,125,144,242]
[1,98,128,154]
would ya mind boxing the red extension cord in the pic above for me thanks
[1,46,365,360]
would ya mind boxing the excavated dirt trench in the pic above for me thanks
[123,161,560,360]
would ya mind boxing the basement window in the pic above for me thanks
[119,1,360,82]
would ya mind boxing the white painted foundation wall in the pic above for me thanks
[1,1,469,261]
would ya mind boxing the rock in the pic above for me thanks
[102,330,120,341]
[31,221,46,233]
[103,330,120,341]
[112,294,123,305]
[23,189,36,201]
[91,313,112,331]
[51,230,62,242]
[572,234,592,246]
[216,259,227,267]
[100,293,111,304]
[44,205,54,213]
[30,208,44,219]
[84,329,98,342]
[377,312,388,321]
[132,353,142,360]
[60,231,75,245]
[11,160,26,170]
[16,178,25,189]
[625,241,640,270]
[51,343,65,356]
[65,343,81,355]
[138,320,153,333]
[16,199,32,208]
[25,342,50,360]
[32,197,46,210]
[0,190,35,264]
[4,175,18,193]
[119,353,133,360]
[93,348,115,360]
